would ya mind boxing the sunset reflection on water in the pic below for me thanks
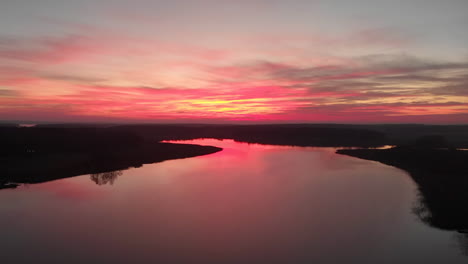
[0,139,466,264]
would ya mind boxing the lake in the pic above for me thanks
[1,139,466,263]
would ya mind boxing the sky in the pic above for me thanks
[0,0,467,124]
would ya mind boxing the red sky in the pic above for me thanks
[1,0,467,124]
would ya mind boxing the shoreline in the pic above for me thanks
[336,147,468,231]
[1,142,222,190]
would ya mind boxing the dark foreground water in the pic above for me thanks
[1,139,467,264]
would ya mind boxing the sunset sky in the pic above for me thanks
[0,0,467,123]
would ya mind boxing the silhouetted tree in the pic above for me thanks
[90,170,122,185]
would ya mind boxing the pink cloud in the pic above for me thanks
[0,35,105,64]
[1,76,467,123]
[0,23,466,124]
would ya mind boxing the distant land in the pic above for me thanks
[25,123,467,146]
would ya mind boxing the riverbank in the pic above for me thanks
[336,147,468,231]
[1,142,221,189]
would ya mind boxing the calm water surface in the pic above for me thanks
[1,139,466,263]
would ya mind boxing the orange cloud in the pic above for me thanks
[0,26,467,123]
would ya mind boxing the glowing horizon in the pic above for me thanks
[1,0,467,124]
